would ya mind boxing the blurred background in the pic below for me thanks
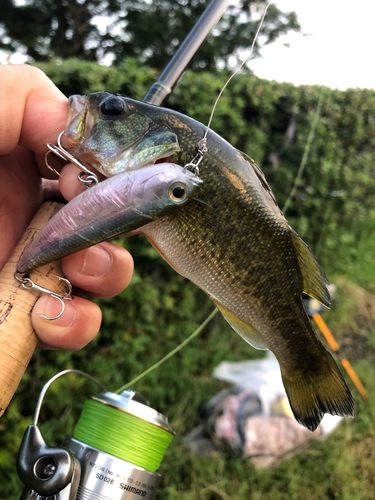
[1,1,375,498]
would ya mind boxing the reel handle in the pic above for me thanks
[0,201,64,417]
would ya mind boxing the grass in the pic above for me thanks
[1,245,375,499]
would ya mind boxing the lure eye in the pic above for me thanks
[100,97,126,117]
[169,183,188,203]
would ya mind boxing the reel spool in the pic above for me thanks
[17,370,174,500]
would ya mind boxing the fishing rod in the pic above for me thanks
[143,0,229,105]
[0,0,229,418]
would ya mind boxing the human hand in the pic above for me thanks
[0,64,134,350]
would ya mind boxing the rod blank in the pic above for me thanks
[143,0,229,105]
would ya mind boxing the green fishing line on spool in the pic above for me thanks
[73,398,173,472]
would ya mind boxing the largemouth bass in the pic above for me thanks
[17,163,202,273]
[39,92,354,431]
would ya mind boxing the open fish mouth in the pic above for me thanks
[61,93,181,177]
[155,155,172,164]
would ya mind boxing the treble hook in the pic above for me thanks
[44,131,99,188]
[14,272,73,321]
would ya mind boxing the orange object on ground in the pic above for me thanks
[313,312,369,401]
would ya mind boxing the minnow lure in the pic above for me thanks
[17,163,202,274]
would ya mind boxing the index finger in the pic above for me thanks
[0,64,68,156]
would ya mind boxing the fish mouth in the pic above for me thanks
[154,156,171,164]
[61,95,89,148]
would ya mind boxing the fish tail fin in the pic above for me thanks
[280,352,354,432]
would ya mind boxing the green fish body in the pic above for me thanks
[62,92,354,431]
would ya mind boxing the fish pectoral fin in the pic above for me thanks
[213,300,268,351]
[290,228,331,308]
[280,351,354,432]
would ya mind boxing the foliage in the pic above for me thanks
[1,59,375,498]
[0,0,300,69]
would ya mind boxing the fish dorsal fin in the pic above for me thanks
[240,151,278,207]
[290,228,331,308]
[213,299,268,351]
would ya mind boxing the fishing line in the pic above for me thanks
[74,397,173,472]
[116,308,218,393]
[282,89,325,214]
[201,1,272,150]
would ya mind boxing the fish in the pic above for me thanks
[17,163,202,273]
[46,92,355,431]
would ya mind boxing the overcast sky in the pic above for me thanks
[2,0,374,90]
[250,0,375,90]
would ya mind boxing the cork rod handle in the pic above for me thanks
[0,201,65,416]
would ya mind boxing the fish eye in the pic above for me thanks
[169,183,188,203]
[100,97,126,117]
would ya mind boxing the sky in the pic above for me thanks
[250,0,375,90]
[1,0,374,91]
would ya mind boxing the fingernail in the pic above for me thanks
[80,246,112,277]
[36,296,76,326]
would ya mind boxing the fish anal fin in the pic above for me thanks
[213,300,268,351]
[290,228,331,308]
[280,351,354,432]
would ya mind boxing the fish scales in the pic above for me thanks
[56,93,354,430]
[143,136,310,355]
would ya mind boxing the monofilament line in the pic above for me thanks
[282,89,325,214]
[202,1,272,145]
[116,308,218,393]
